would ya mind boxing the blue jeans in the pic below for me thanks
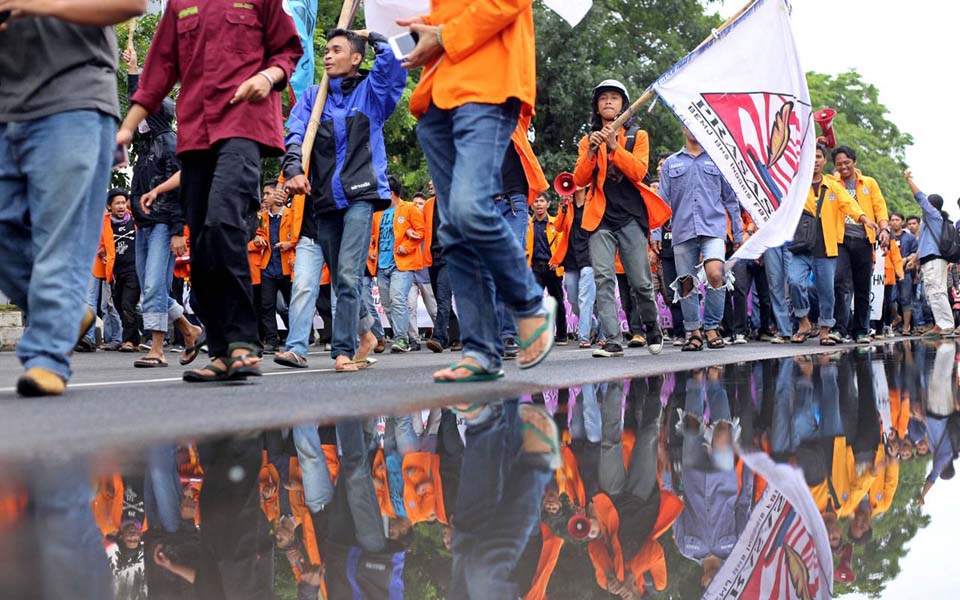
[672,236,727,332]
[316,201,376,359]
[377,266,415,343]
[83,277,122,345]
[763,245,793,337]
[144,444,186,534]
[362,274,385,341]
[285,236,326,357]
[788,253,837,328]
[495,194,530,340]
[450,401,553,600]
[136,222,184,332]
[416,101,545,372]
[0,110,115,380]
[564,266,597,342]
[292,424,335,513]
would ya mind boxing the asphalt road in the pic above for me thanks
[0,338,896,464]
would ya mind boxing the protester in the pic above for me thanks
[527,193,568,345]
[119,0,302,382]
[279,28,405,372]
[254,181,296,354]
[400,4,556,382]
[788,143,876,346]
[0,0,147,396]
[574,79,670,358]
[551,185,599,348]
[656,128,742,351]
[829,146,890,344]
[104,190,142,352]
[408,192,439,348]
[422,182,462,353]
[903,170,956,337]
[889,212,918,335]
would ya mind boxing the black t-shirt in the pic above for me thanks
[811,183,828,259]
[501,143,529,198]
[112,218,137,275]
[563,203,592,271]
[600,172,649,234]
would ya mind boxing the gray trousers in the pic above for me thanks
[599,381,659,501]
[590,220,658,345]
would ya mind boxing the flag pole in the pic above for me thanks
[301,0,362,174]
[603,0,759,134]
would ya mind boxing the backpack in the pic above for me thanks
[936,212,960,263]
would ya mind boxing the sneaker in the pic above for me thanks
[324,343,332,352]
[503,337,519,360]
[374,338,387,354]
[733,334,748,345]
[758,331,775,342]
[770,335,787,344]
[74,339,97,353]
[168,344,185,353]
[100,342,121,351]
[827,331,843,343]
[262,344,278,355]
[883,325,895,338]
[627,334,647,348]
[139,342,152,352]
[426,338,444,353]
[555,336,569,346]
[450,341,463,352]
[645,325,663,355]
[391,339,410,353]
[592,342,624,358]
[856,334,871,344]
[673,335,687,347]
[409,340,422,352]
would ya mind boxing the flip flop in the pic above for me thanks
[183,361,231,383]
[791,329,813,344]
[224,342,262,380]
[180,331,206,366]
[118,343,137,353]
[274,351,308,369]
[134,356,168,368]
[434,362,505,384]
[519,404,562,469]
[518,296,558,370]
[351,356,378,369]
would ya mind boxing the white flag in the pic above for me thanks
[364,0,429,38]
[652,0,814,260]
[543,0,593,27]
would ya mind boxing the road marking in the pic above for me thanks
[0,367,338,393]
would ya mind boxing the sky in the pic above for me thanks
[718,0,960,219]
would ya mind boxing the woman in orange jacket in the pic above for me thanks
[573,80,672,358]
[399,0,557,382]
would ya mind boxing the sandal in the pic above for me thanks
[223,342,262,380]
[579,341,592,349]
[705,331,726,349]
[134,356,168,368]
[118,342,137,353]
[274,351,308,369]
[791,328,813,344]
[519,404,562,469]
[518,296,558,370]
[682,333,704,352]
[183,360,231,383]
[819,336,837,346]
[434,362,505,384]
[180,331,206,366]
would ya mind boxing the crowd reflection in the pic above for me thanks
[1,341,958,599]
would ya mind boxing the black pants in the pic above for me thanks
[616,273,644,336]
[659,251,685,337]
[834,238,873,337]
[314,283,333,344]
[532,262,567,339]
[259,273,292,346]
[731,260,772,336]
[111,269,141,346]
[181,139,261,357]
[429,260,461,347]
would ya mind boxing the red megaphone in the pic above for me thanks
[567,514,591,541]
[814,108,837,149]
[554,172,575,196]
[834,543,856,583]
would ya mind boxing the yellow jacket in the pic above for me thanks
[525,215,562,275]
[826,170,888,244]
[805,177,865,258]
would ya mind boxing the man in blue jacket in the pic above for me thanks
[278,29,406,372]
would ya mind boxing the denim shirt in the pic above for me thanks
[915,191,944,260]
[653,147,742,245]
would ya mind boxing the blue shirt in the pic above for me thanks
[894,229,918,262]
[378,207,396,270]
[654,147,742,245]
[915,191,944,260]
[263,210,284,278]
[532,217,551,262]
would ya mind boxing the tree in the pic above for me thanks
[807,70,916,217]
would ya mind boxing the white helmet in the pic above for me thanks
[593,79,630,105]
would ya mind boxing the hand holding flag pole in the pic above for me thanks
[588,0,759,151]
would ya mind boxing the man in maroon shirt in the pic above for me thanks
[116,0,301,382]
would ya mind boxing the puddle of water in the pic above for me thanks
[0,340,956,599]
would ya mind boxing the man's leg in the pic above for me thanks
[732,260,752,336]
[282,237,324,358]
[292,424,335,513]
[544,269,567,340]
[616,221,660,327]
[494,194,529,344]
[833,243,853,337]
[589,230,625,346]
[80,277,100,347]
[699,237,728,334]
[362,274,385,342]
[390,270,414,347]
[260,274,281,348]
[922,259,954,331]
[377,267,395,336]
[327,200,376,360]
[672,237,705,334]
[813,257,838,329]
[848,239,874,337]
[114,272,141,347]
[764,245,793,338]
[598,381,627,495]
[102,280,123,346]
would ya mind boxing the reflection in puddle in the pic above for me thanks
[0,341,956,599]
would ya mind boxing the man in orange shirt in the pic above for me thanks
[399,0,556,382]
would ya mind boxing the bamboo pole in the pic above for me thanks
[126,17,137,51]
[301,0,362,174]
[599,0,758,138]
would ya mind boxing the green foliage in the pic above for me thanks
[807,71,917,218]
[403,522,451,599]
[273,548,299,600]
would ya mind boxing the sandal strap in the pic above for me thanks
[449,362,485,376]
[194,361,227,376]
[520,421,560,455]
[517,320,551,350]
[227,341,260,355]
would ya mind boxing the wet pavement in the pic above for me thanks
[1,339,957,599]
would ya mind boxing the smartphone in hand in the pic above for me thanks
[388,31,420,61]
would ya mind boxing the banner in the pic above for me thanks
[364,0,429,38]
[543,0,593,27]
[704,452,833,600]
[651,0,814,261]
[870,244,885,321]
[284,0,318,104]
